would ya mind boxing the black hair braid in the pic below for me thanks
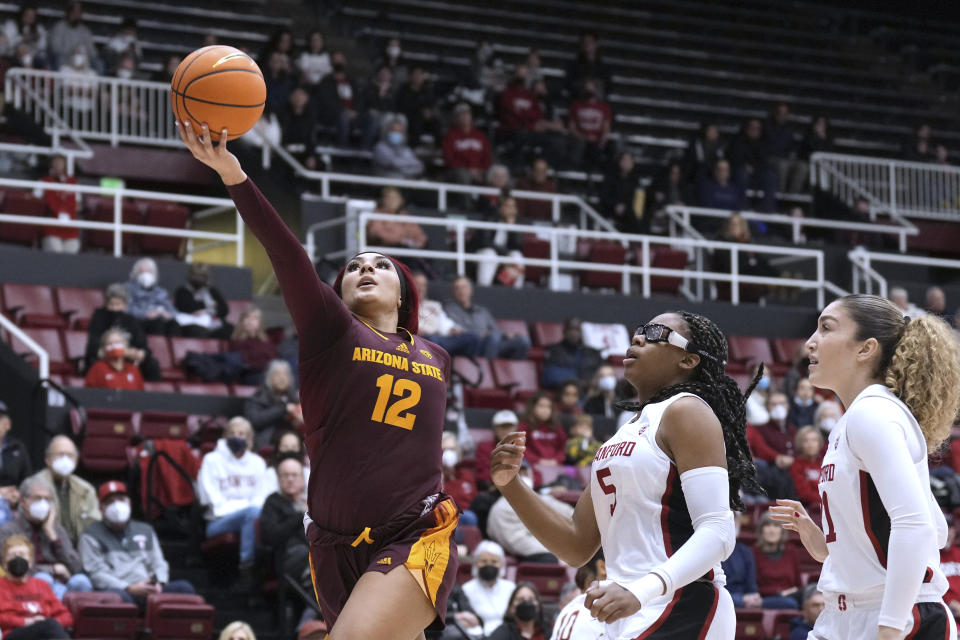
[615,311,764,510]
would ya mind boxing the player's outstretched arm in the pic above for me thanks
[178,121,351,354]
[491,432,601,567]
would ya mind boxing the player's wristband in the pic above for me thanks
[620,572,666,608]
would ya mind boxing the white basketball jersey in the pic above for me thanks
[550,594,607,640]
[590,392,725,591]
[817,384,947,598]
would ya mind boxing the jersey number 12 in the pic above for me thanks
[371,374,421,430]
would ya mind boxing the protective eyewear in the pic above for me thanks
[634,323,725,366]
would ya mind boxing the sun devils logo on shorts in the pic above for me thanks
[423,541,441,574]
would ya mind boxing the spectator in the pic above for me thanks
[940,513,960,619]
[315,51,362,147]
[935,143,952,167]
[567,78,613,171]
[519,392,566,466]
[113,51,144,80]
[541,317,604,389]
[366,186,428,250]
[48,1,98,71]
[259,457,311,590]
[6,40,45,70]
[647,161,688,233]
[555,380,583,417]
[0,402,28,517]
[790,585,824,640]
[264,51,295,114]
[377,37,408,88]
[722,512,763,609]
[470,40,505,95]
[745,362,772,425]
[813,400,841,436]
[412,272,482,358]
[296,29,331,86]
[903,123,933,162]
[33,154,79,254]
[564,31,612,96]
[747,392,796,500]
[497,65,542,147]
[0,476,92,599]
[797,116,833,191]
[440,433,478,527]
[767,102,800,193]
[788,377,818,428]
[472,193,525,288]
[443,103,492,185]
[444,276,530,360]
[255,430,309,505]
[279,86,319,155]
[244,360,302,449]
[461,540,516,637]
[85,282,160,380]
[83,328,145,391]
[782,341,810,401]
[478,164,513,215]
[197,417,265,576]
[0,535,72,639]
[2,6,47,58]
[684,122,725,184]
[78,481,195,607]
[601,151,643,232]
[475,411,519,489]
[582,365,618,418]
[926,286,948,319]
[103,17,140,72]
[228,306,276,386]
[359,65,396,146]
[753,513,802,608]
[373,114,424,179]
[889,286,926,319]
[260,27,293,62]
[154,54,180,83]
[515,158,557,221]
[219,621,257,640]
[126,257,179,335]
[26,436,99,546]
[396,66,439,147]
[565,414,600,466]
[524,49,545,88]
[727,118,778,212]
[530,79,573,169]
[789,426,825,508]
[489,582,548,640]
[173,262,231,339]
[61,44,98,112]
[698,159,745,212]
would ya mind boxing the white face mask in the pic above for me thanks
[28,498,50,521]
[72,53,86,68]
[104,500,131,525]
[770,405,789,421]
[819,417,837,432]
[137,271,156,288]
[51,455,76,477]
[597,375,617,392]
[794,395,814,407]
[441,449,458,468]
[387,45,401,59]
[116,68,133,79]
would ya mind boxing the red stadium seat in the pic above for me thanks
[763,609,801,640]
[491,358,539,395]
[231,384,258,397]
[578,240,628,291]
[226,299,252,324]
[1,283,66,328]
[727,336,774,367]
[146,334,184,381]
[83,200,142,252]
[0,189,42,246]
[169,337,221,367]
[515,563,567,601]
[144,593,215,640]
[178,382,230,395]
[143,381,177,393]
[495,318,531,344]
[532,321,563,348]
[453,356,511,409]
[63,329,89,371]
[138,201,190,255]
[773,337,807,365]
[650,248,689,294]
[521,236,550,286]
[64,591,139,640]
[457,561,473,585]
[734,609,764,640]
[139,411,189,440]
[468,427,494,445]
[8,327,73,374]
[459,525,483,554]
[55,286,103,330]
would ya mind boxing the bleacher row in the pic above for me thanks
[0,189,191,254]
[63,591,214,640]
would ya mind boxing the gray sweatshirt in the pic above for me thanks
[78,519,169,590]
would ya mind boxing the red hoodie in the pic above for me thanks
[498,86,542,131]
[40,174,79,239]
[790,456,823,506]
[0,576,73,633]
[521,421,567,465]
[752,545,802,597]
[442,127,492,171]
[443,466,478,513]
[746,424,780,463]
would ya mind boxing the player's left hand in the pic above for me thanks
[584,581,641,623]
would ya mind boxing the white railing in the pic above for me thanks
[811,152,960,222]
[311,210,846,306]
[848,246,960,298]
[665,204,918,253]
[0,178,244,265]
[5,68,180,148]
[0,312,49,379]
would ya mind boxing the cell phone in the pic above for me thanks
[149,574,158,586]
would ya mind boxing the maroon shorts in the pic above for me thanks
[306,494,460,632]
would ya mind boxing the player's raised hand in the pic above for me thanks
[490,431,526,488]
[584,581,641,623]
[769,499,829,562]
[176,120,246,186]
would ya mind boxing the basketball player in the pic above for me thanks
[550,553,608,640]
[178,122,458,640]
[771,295,960,640]
[491,312,763,639]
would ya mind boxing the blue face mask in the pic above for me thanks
[387,131,404,146]
[756,377,770,391]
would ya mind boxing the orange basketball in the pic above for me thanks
[170,45,265,141]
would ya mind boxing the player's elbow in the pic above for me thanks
[693,510,736,561]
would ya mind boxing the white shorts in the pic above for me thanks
[606,582,734,640]
[810,592,956,640]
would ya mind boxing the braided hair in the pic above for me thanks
[616,311,764,510]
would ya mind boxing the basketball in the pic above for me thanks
[170,45,265,141]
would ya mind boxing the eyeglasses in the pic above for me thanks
[634,323,725,366]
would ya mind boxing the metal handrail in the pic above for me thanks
[848,246,960,298]
[0,312,48,379]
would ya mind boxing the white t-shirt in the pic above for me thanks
[461,577,515,636]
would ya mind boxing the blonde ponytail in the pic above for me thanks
[885,314,960,451]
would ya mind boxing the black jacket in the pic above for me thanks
[260,492,306,551]
[541,341,604,389]
[0,436,31,488]
[173,284,228,319]
[244,386,299,436]
[489,622,546,640]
